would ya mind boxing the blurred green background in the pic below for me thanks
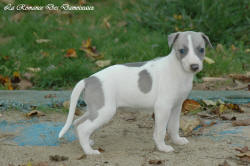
[0,0,249,89]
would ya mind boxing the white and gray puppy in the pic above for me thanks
[59,31,212,155]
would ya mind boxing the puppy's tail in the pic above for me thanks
[58,79,85,138]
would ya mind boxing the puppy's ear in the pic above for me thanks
[200,32,213,48]
[168,32,180,48]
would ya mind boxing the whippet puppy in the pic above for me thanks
[59,31,212,155]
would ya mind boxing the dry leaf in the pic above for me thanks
[65,48,77,58]
[63,100,81,116]
[232,118,250,126]
[148,159,163,165]
[27,67,41,72]
[98,147,105,152]
[26,110,45,117]
[202,99,216,106]
[226,103,244,113]
[49,155,68,161]
[235,146,250,163]
[202,77,229,82]
[121,112,137,122]
[204,57,215,64]
[229,73,250,82]
[80,38,103,60]
[95,60,111,68]
[36,39,51,44]
[211,104,227,115]
[231,44,237,51]
[76,154,87,160]
[11,71,21,83]
[182,99,201,114]
[180,118,201,136]
[103,16,111,29]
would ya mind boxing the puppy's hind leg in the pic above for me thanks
[77,105,116,155]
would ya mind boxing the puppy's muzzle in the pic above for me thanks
[190,64,199,72]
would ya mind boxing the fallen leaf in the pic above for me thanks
[236,146,249,153]
[211,104,227,115]
[11,13,24,22]
[218,160,230,166]
[229,73,250,83]
[235,146,250,163]
[26,110,45,117]
[197,112,217,119]
[65,48,77,58]
[182,99,201,114]
[27,67,41,72]
[98,147,105,152]
[49,155,68,161]
[80,38,103,60]
[76,154,87,160]
[220,115,236,121]
[103,16,111,29]
[0,113,2,117]
[95,60,111,68]
[226,103,244,113]
[232,118,250,126]
[180,117,201,136]
[202,99,217,106]
[120,112,137,122]
[63,100,82,116]
[36,39,51,44]
[231,44,237,51]
[148,159,163,165]
[204,57,215,64]
[202,77,229,82]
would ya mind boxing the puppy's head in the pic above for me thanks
[168,31,212,73]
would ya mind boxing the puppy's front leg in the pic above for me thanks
[153,101,174,152]
[167,104,189,145]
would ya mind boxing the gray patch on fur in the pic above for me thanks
[123,62,146,67]
[84,76,104,121]
[138,70,152,93]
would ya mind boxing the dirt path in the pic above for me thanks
[0,107,250,166]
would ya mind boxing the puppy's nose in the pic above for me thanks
[190,64,199,72]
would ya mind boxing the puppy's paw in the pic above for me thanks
[86,149,101,155]
[173,137,189,145]
[157,144,174,153]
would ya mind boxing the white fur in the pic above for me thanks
[59,33,205,155]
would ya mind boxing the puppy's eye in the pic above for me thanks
[179,48,185,54]
[199,48,205,53]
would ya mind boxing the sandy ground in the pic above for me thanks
[0,106,250,166]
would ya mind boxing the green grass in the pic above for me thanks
[0,0,249,89]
